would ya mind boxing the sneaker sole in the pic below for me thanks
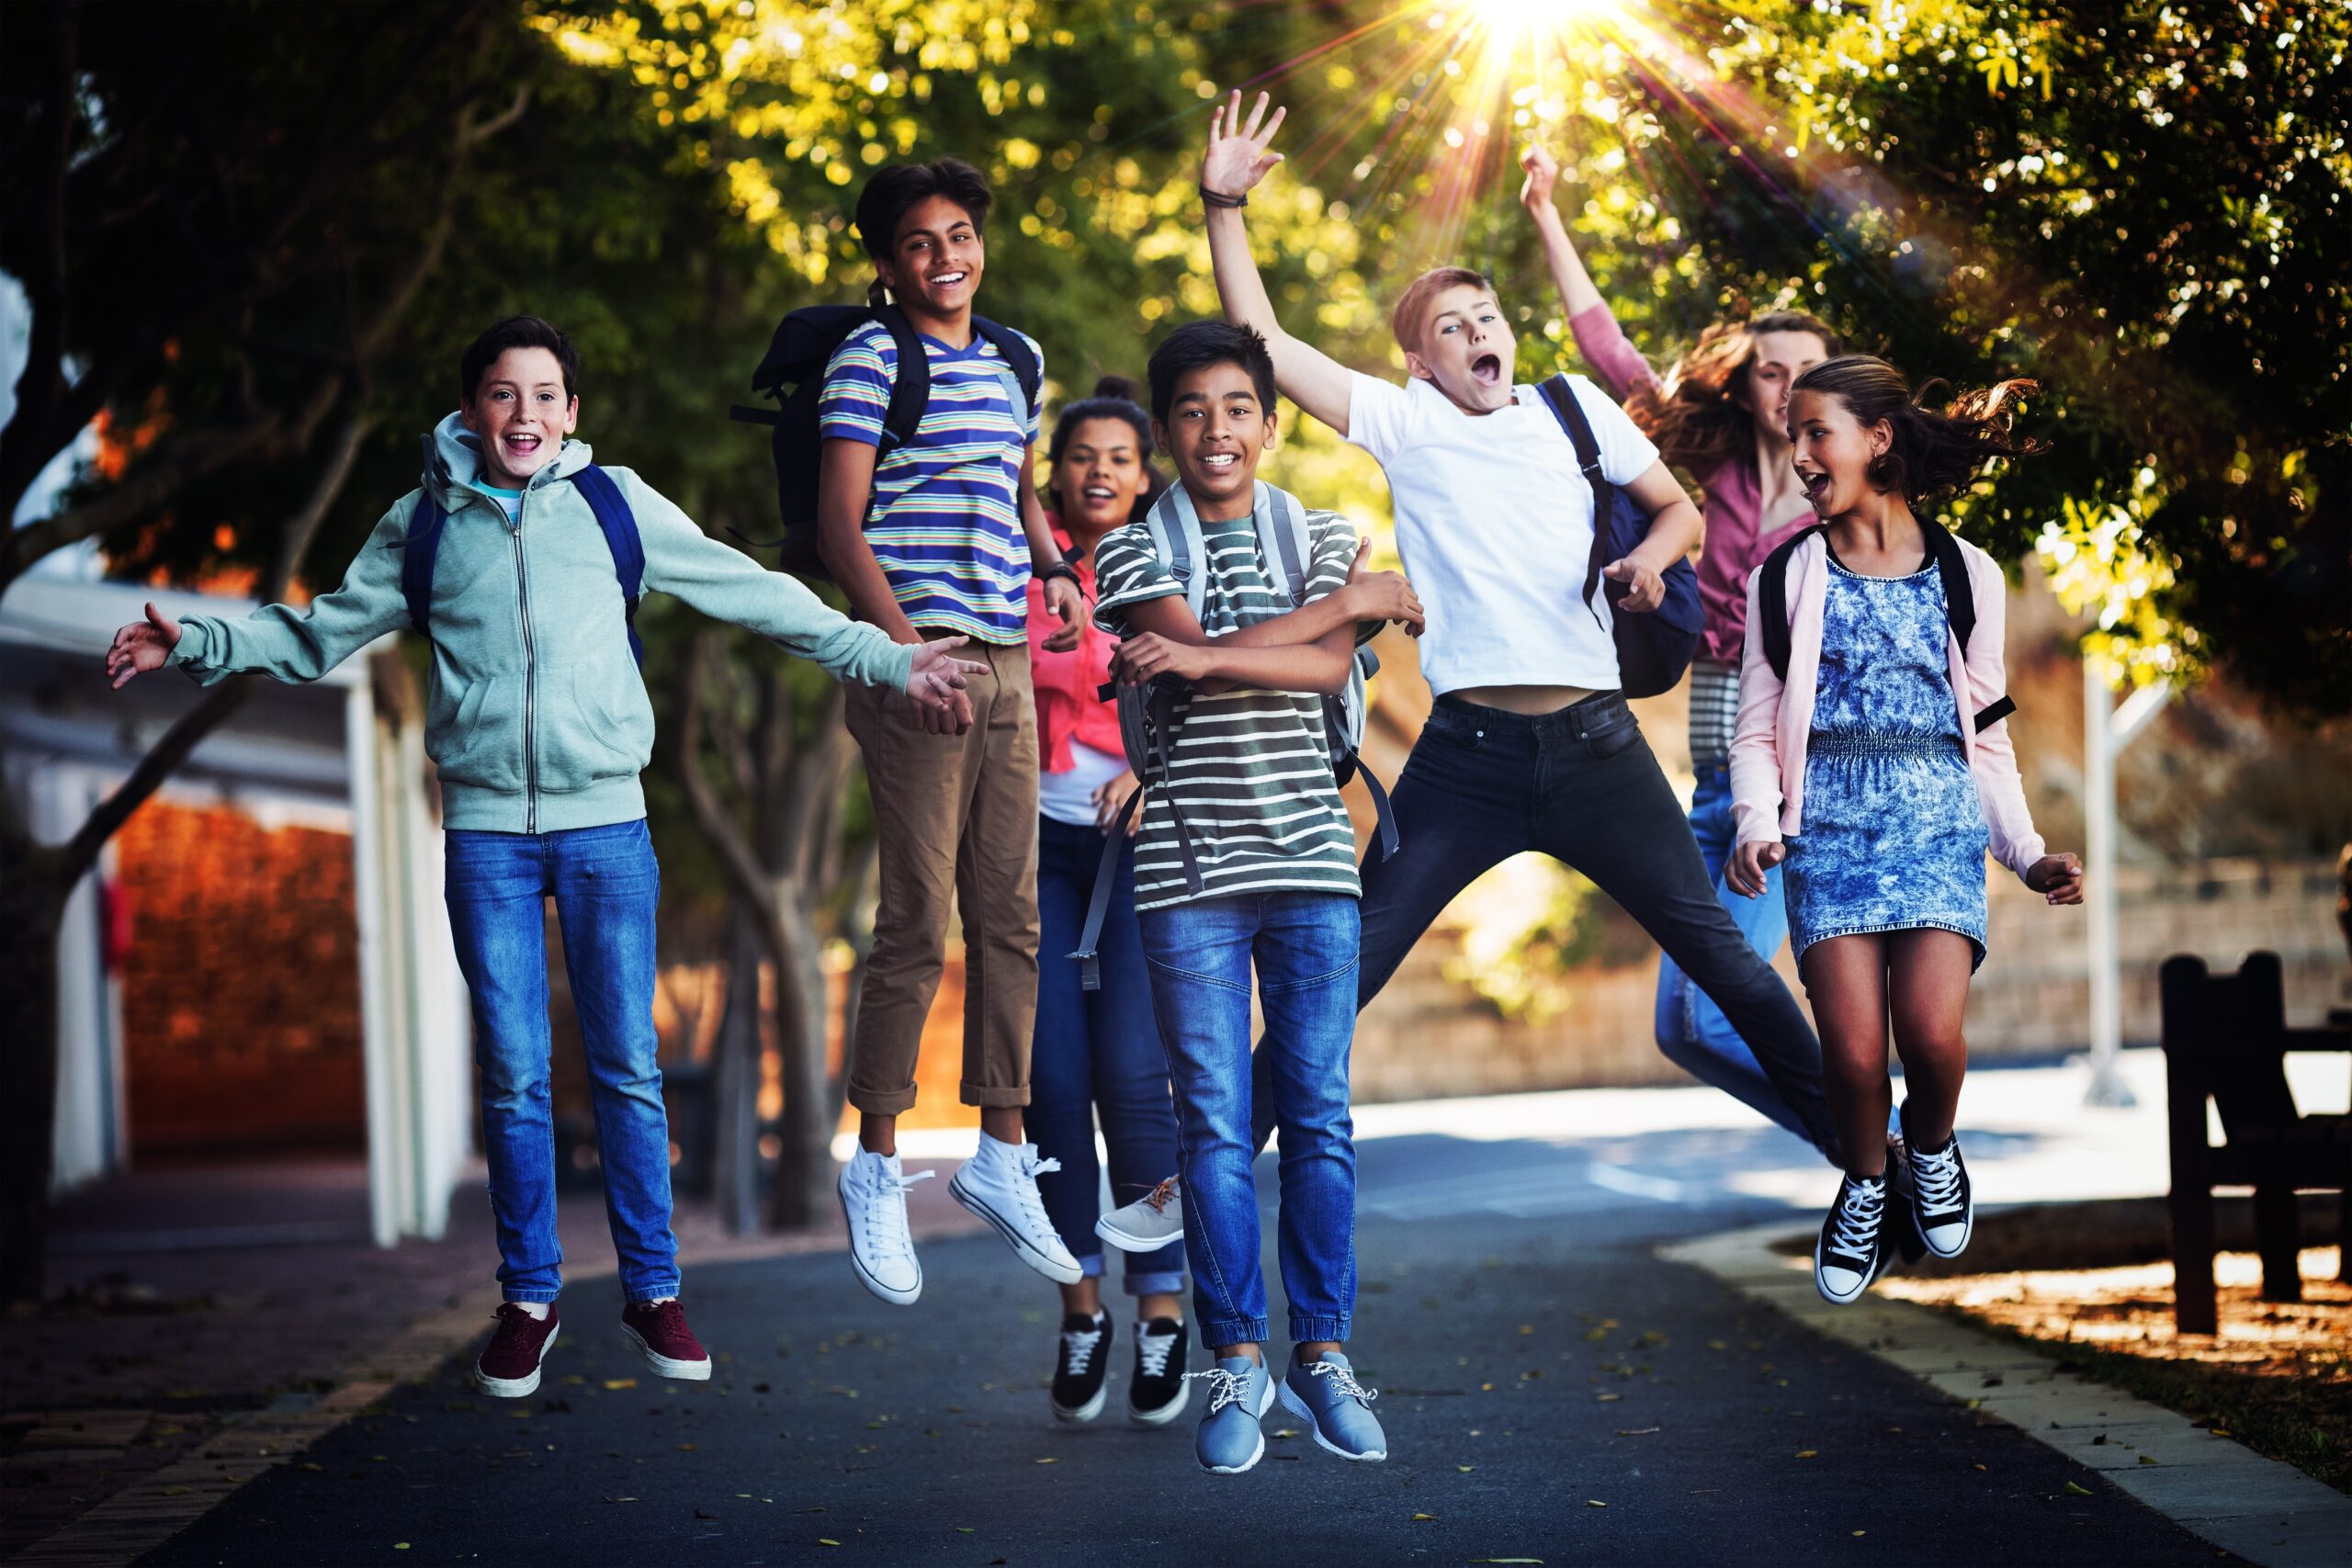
[1917,1213,1973,1258]
[621,1324,712,1382]
[1275,1376,1386,1462]
[1814,1235,1877,1305]
[1129,1376,1191,1427]
[476,1324,557,1399]
[1051,1383,1109,1424]
[1094,1216,1183,1253]
[838,1180,922,1306]
[948,1172,1084,1285]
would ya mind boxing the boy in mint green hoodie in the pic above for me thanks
[106,315,982,1397]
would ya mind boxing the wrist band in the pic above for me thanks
[1035,559,1081,589]
[1199,186,1249,210]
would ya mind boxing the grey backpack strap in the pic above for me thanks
[1069,787,1145,991]
[1250,481,1310,607]
[1148,482,1209,625]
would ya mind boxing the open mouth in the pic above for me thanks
[1469,353,1503,388]
[505,433,543,458]
[1800,470,1832,506]
[927,270,969,289]
[1196,451,1241,476]
[1080,485,1117,505]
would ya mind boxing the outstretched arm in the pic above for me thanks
[1203,92,1357,436]
[1520,142,1658,403]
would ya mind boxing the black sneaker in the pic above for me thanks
[1050,1311,1112,1423]
[1129,1316,1191,1427]
[1900,1128,1973,1258]
[1815,1173,1887,1304]
[1885,1135,1928,1264]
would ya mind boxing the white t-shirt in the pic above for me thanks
[1345,372,1660,696]
[1036,738,1129,829]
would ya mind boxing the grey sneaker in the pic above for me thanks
[1095,1176,1183,1253]
[1186,1354,1275,1474]
[1276,1350,1386,1462]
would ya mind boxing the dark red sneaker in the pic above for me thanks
[621,1299,712,1382]
[476,1303,559,1398]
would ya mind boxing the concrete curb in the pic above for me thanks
[1662,1221,2352,1568]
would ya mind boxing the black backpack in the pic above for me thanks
[729,302,1042,578]
[1758,519,2016,734]
[1068,480,1399,990]
[1533,373,1704,699]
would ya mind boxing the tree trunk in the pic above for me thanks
[709,912,764,1236]
[0,835,69,1304]
[765,886,836,1231]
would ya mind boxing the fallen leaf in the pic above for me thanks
[1852,1530,1866,1538]
[1458,1464,1476,1472]
[2138,1454,2160,1466]
[677,1443,696,1452]
[1519,1325,1534,1335]
[1973,1463,1987,1472]
[1035,1456,1057,1464]
[1410,1512,1439,1521]
[1596,1393,1621,1403]
[161,1486,191,1497]
[394,1547,410,1553]
[1615,1427,1661,1437]
[1481,1382,1496,1392]
[2064,1481,2093,1496]
[1795,1450,1818,1460]
[602,1379,637,1392]
[2210,1428,2233,1438]
[300,1463,323,1472]
[957,1527,975,1533]
[819,1540,841,1548]
[1587,1498,1607,1507]
[603,1496,639,1504]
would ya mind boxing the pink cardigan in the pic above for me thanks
[1728,530,2047,881]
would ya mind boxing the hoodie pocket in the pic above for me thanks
[429,672,526,792]
[537,649,654,793]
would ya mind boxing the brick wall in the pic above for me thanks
[113,800,367,1155]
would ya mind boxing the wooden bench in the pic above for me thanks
[2159,951,2352,1335]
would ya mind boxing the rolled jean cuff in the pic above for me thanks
[503,1288,561,1304]
[1202,1315,1269,1349]
[1076,1251,1105,1280]
[1287,1314,1351,1344]
[959,1079,1032,1109]
[625,1280,683,1304]
[1124,1269,1185,1298]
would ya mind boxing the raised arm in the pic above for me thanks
[1202,92,1357,436]
[1520,142,1659,404]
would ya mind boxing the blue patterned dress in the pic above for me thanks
[1783,550,1990,969]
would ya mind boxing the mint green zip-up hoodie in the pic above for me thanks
[170,413,915,833]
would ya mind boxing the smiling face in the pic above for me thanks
[1405,283,1518,414]
[1053,416,1148,545]
[460,346,578,488]
[1153,360,1272,519]
[875,195,984,323]
[1741,328,1833,446]
[1787,387,1892,518]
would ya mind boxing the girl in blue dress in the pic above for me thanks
[1727,356,2084,1304]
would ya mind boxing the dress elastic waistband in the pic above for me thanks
[1808,731,1962,756]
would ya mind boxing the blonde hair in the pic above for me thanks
[1390,266,1494,356]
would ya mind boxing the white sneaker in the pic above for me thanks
[838,1147,933,1306]
[948,1135,1083,1284]
[1095,1176,1184,1253]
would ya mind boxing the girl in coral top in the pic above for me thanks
[1023,377,1192,1427]
[1727,356,2083,1305]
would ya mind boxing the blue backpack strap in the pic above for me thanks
[572,465,648,668]
[401,491,449,643]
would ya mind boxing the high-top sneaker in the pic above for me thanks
[1050,1311,1113,1424]
[838,1147,934,1305]
[1901,1127,1974,1258]
[1129,1316,1191,1427]
[948,1135,1083,1284]
[1815,1172,1888,1305]
[1885,1134,1928,1264]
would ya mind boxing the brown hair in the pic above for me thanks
[1390,266,1494,355]
[1629,310,1838,474]
[1792,354,2044,506]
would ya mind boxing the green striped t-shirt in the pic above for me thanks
[1092,501,1363,912]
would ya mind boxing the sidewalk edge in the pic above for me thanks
[1662,1222,2352,1568]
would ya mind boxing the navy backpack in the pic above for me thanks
[401,465,647,666]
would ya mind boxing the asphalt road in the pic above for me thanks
[141,1126,2221,1566]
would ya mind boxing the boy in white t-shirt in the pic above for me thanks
[1192,93,1840,1162]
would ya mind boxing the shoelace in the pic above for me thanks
[1909,1142,1965,1215]
[1828,1178,1885,1260]
[1059,1321,1104,1377]
[854,1163,935,1263]
[1304,1359,1378,1406]
[1012,1148,1064,1235]
[634,1300,690,1340]
[1182,1366,1254,1415]
[1141,1177,1180,1213]
[1136,1327,1180,1380]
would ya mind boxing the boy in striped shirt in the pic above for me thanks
[819,159,1091,1306]
[1096,321,1422,1475]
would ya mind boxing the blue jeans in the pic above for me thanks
[1649,762,1813,1142]
[445,819,677,1303]
[1139,892,1360,1349]
[1030,815,1184,1298]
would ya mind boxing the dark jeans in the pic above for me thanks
[1031,815,1185,1297]
[1244,694,1838,1161]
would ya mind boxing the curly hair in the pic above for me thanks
[1044,375,1164,525]
[1792,355,2045,506]
[1630,310,1838,474]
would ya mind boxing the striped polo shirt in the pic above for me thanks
[1092,500,1363,911]
[817,321,1043,643]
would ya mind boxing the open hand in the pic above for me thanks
[1092,769,1142,837]
[1040,574,1085,653]
[1727,839,1786,898]
[2025,852,2085,906]
[1603,556,1666,614]
[905,636,986,734]
[1342,539,1424,636]
[1112,632,1210,687]
[1203,90,1286,200]
[1519,141,1561,213]
[105,601,182,690]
